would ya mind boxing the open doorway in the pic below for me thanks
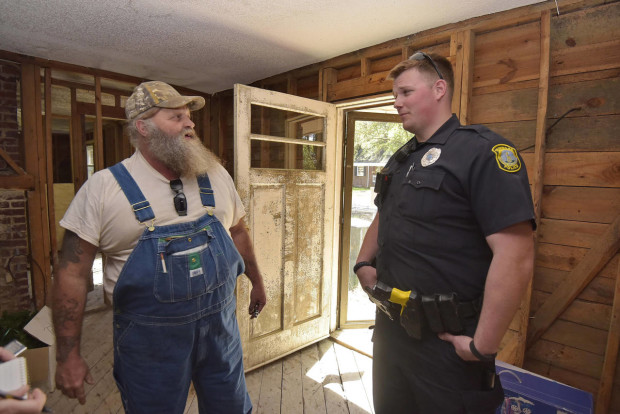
[335,104,409,350]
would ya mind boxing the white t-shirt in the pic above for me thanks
[60,151,246,299]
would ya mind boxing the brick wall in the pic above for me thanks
[0,60,31,312]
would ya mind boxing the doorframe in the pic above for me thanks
[330,94,397,332]
[337,110,403,329]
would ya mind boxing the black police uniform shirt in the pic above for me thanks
[374,114,535,301]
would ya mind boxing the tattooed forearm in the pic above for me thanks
[58,230,85,268]
[53,297,81,330]
[56,336,80,362]
[53,297,83,362]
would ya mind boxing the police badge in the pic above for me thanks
[421,148,441,167]
[492,144,521,172]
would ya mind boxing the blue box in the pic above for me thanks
[495,360,593,414]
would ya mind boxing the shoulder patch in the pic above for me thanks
[491,144,521,173]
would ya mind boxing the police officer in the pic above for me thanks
[355,53,535,413]
[52,81,266,413]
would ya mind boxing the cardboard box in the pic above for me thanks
[23,306,56,391]
[496,360,593,414]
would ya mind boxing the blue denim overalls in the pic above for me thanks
[108,163,252,414]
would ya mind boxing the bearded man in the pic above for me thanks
[52,81,266,414]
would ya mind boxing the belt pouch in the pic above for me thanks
[400,292,423,340]
[421,294,444,333]
[437,293,464,333]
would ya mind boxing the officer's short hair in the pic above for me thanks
[388,53,454,97]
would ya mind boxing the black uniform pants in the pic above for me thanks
[372,311,504,414]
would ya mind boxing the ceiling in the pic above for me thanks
[0,0,546,94]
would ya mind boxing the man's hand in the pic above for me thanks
[248,281,267,318]
[229,218,267,319]
[438,332,481,361]
[55,354,94,405]
[356,265,377,291]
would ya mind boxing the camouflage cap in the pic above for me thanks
[125,81,205,120]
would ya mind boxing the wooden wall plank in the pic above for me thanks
[526,338,604,379]
[534,267,616,305]
[542,319,607,355]
[450,32,463,116]
[474,79,539,95]
[483,120,537,152]
[543,152,620,187]
[545,114,620,152]
[527,215,620,346]
[541,186,620,223]
[0,175,34,190]
[596,258,620,413]
[550,2,620,50]
[551,2,620,78]
[473,20,541,89]
[552,39,620,77]
[94,77,104,171]
[531,291,611,330]
[459,30,475,125]
[319,68,337,102]
[486,115,620,154]
[369,53,401,75]
[296,74,319,100]
[326,43,450,103]
[328,71,391,102]
[538,218,608,248]
[44,68,58,259]
[335,63,361,83]
[537,243,618,278]
[22,63,52,308]
[70,88,86,192]
[512,9,551,367]
[548,76,619,118]
[469,88,538,124]
[532,8,552,232]
[74,102,126,119]
[498,328,522,363]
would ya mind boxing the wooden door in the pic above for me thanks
[234,84,338,370]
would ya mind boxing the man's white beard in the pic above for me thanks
[144,124,220,176]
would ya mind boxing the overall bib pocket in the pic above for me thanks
[154,226,229,303]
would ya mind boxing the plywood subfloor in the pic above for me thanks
[44,307,374,413]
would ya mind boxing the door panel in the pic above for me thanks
[234,84,337,370]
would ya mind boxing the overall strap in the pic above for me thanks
[197,173,215,215]
[109,163,156,224]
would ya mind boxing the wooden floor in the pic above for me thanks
[45,301,375,413]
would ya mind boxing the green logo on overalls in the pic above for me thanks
[189,253,203,277]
